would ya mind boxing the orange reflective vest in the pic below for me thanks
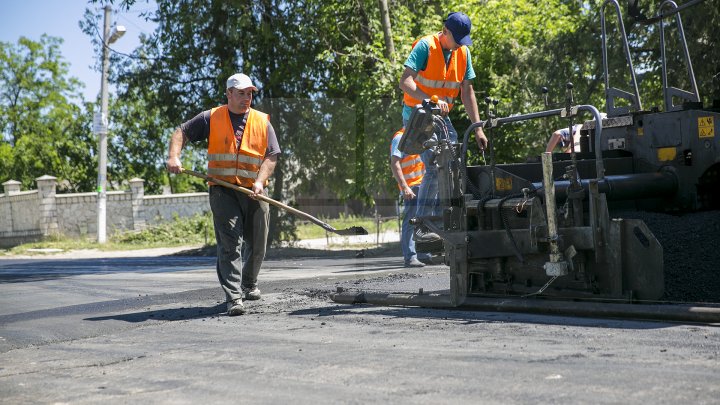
[207,106,268,187]
[402,33,468,111]
[391,128,425,190]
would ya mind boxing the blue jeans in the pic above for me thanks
[412,116,458,221]
[400,186,431,263]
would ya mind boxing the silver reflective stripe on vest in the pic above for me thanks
[400,157,422,168]
[403,169,424,180]
[207,167,259,179]
[208,153,263,166]
[415,76,461,90]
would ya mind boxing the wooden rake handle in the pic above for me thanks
[180,169,366,235]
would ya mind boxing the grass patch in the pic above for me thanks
[294,214,399,240]
[4,213,214,255]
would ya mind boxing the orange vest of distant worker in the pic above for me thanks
[403,33,468,111]
[391,128,425,190]
[207,106,268,187]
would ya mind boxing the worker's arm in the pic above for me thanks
[399,67,426,101]
[252,154,278,197]
[390,156,416,200]
[166,127,186,173]
[546,131,563,153]
[399,67,449,115]
[460,79,488,150]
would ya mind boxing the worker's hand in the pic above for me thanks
[402,185,416,200]
[436,99,450,116]
[474,127,488,151]
[251,180,265,199]
[166,156,183,174]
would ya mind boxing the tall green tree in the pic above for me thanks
[0,35,95,191]
[89,0,589,240]
[86,0,720,240]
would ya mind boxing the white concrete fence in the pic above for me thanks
[1,176,402,248]
[0,176,209,248]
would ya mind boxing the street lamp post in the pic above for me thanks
[96,5,125,243]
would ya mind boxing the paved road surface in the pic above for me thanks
[0,251,718,404]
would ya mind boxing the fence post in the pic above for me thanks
[129,178,146,231]
[3,180,21,196]
[35,175,58,236]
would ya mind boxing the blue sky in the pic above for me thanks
[0,0,156,102]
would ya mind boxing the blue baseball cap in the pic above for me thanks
[444,12,472,46]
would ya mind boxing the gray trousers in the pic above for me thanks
[209,185,270,302]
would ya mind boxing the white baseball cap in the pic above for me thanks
[226,73,258,91]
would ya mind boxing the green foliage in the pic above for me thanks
[76,0,719,246]
[104,94,202,195]
[81,0,610,240]
[448,0,596,163]
[0,36,95,191]
[114,212,214,245]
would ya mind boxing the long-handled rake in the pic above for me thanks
[182,169,369,236]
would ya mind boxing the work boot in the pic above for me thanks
[242,285,262,301]
[405,257,426,268]
[413,226,441,243]
[227,299,246,316]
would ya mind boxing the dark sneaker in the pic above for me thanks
[227,299,246,316]
[242,286,261,301]
[404,258,426,268]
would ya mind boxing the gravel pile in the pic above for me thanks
[613,209,720,303]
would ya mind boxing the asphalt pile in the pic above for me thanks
[614,209,720,303]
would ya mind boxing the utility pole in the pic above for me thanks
[96,5,125,243]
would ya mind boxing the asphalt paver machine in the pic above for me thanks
[334,0,720,310]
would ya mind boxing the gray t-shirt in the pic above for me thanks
[180,109,281,156]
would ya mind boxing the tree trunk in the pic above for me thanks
[378,0,395,60]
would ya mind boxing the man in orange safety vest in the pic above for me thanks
[166,73,281,316]
[390,128,432,267]
[399,11,488,243]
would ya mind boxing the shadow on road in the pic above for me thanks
[85,303,226,323]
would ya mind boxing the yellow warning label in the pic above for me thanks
[698,116,715,138]
[638,127,644,136]
[657,147,677,162]
[495,177,512,191]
